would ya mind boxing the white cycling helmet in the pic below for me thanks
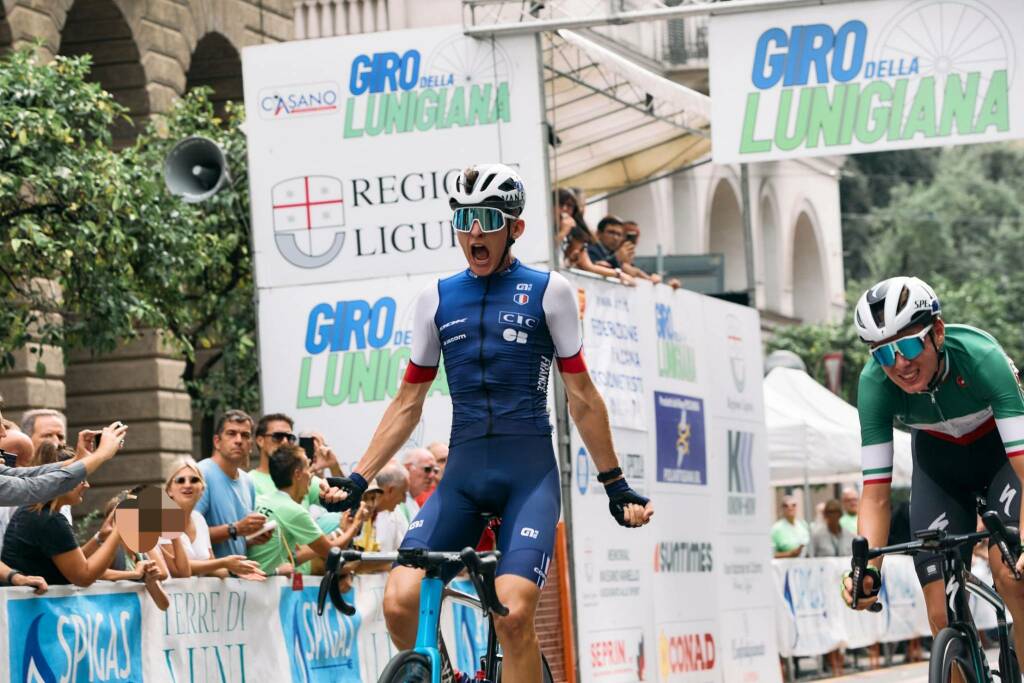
[854,276,941,343]
[448,163,525,217]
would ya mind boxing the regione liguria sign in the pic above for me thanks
[709,0,1024,163]
[242,25,548,289]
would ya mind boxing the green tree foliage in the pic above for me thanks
[0,48,257,423]
[773,143,1024,403]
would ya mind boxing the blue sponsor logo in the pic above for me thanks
[654,391,706,485]
[350,50,422,95]
[305,298,400,354]
[498,310,538,330]
[279,585,361,682]
[576,447,591,495]
[8,592,143,682]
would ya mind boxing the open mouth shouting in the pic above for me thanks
[470,242,491,268]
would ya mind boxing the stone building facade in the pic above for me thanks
[0,0,296,509]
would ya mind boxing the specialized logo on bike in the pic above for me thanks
[654,392,707,485]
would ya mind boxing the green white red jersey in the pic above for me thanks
[857,325,1024,485]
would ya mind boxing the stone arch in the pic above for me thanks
[790,206,830,323]
[186,32,242,119]
[58,0,150,146]
[706,174,747,294]
[759,181,782,311]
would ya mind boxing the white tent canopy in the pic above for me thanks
[765,367,913,487]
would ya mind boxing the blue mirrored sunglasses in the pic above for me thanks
[870,325,933,367]
[451,206,516,233]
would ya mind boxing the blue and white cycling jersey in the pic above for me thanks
[404,259,585,446]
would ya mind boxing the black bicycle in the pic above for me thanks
[317,546,554,683]
[850,497,1022,683]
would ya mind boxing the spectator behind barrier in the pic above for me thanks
[0,399,127,511]
[251,413,340,528]
[247,444,363,576]
[554,188,581,245]
[1,447,124,588]
[621,220,679,287]
[841,486,859,534]
[195,409,271,558]
[562,225,634,286]
[771,495,809,558]
[810,499,856,557]
[398,448,438,524]
[588,216,627,269]
[20,408,67,451]
[416,441,449,506]
[160,457,266,581]
[362,461,409,566]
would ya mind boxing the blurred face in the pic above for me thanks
[1,430,35,466]
[781,499,798,522]
[31,415,66,450]
[456,217,525,277]
[405,453,438,497]
[598,223,624,251]
[428,444,449,478]
[257,419,295,458]
[842,490,859,515]
[824,505,842,529]
[564,238,586,267]
[379,481,407,511]
[874,320,944,394]
[167,466,204,509]
[292,453,312,493]
[624,223,639,243]
[213,419,254,467]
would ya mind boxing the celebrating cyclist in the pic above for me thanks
[330,163,653,683]
[843,276,1024,665]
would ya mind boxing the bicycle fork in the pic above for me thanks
[415,575,445,683]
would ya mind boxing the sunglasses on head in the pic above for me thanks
[452,206,517,233]
[870,325,933,367]
[174,475,202,485]
[268,431,297,444]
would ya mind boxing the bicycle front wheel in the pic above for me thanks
[929,627,980,683]
[378,651,432,683]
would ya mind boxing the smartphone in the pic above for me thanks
[298,436,316,461]
[245,519,278,541]
[0,450,17,467]
[624,233,638,244]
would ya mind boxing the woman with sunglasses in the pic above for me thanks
[843,276,1024,663]
[160,457,266,581]
[325,163,652,683]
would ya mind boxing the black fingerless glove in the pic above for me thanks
[604,478,649,527]
[322,473,368,512]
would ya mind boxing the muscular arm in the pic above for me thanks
[351,380,432,480]
[859,482,892,570]
[562,371,621,475]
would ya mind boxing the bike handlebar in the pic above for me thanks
[849,503,1022,613]
[316,547,509,618]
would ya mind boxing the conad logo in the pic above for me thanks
[658,631,716,678]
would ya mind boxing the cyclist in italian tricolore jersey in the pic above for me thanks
[842,276,1024,667]
[328,164,653,683]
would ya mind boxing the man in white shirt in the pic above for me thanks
[371,462,410,553]
[397,448,437,523]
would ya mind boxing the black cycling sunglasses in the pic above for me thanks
[267,431,297,444]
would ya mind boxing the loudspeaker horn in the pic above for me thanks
[163,136,230,203]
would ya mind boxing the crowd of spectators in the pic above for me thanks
[554,186,680,288]
[0,395,451,606]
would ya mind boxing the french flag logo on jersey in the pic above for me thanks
[514,293,529,305]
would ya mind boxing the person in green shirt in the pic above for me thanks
[247,444,361,575]
[839,487,858,534]
[771,496,809,558]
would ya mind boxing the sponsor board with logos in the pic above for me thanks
[565,274,778,682]
[0,574,485,682]
[585,627,648,682]
[243,25,548,290]
[718,607,778,683]
[258,274,456,455]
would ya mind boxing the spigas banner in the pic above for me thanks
[709,0,1024,163]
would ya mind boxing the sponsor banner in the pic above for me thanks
[583,627,649,682]
[652,286,701,389]
[242,25,548,289]
[655,620,718,682]
[258,275,453,464]
[718,607,779,683]
[0,575,480,682]
[709,0,1024,163]
[771,557,930,657]
[6,586,143,683]
[716,535,776,612]
[576,277,650,431]
[702,298,764,423]
[712,420,771,533]
[654,391,708,488]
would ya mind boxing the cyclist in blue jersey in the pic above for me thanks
[328,163,653,683]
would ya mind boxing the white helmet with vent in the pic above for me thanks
[854,276,941,343]
[448,163,525,217]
